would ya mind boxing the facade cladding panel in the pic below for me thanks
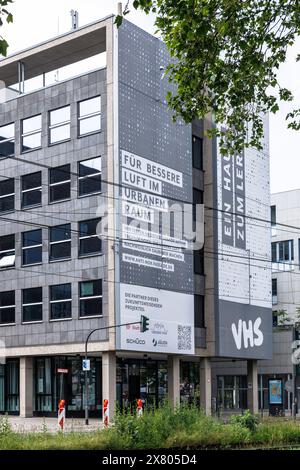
[0,69,108,347]
[116,21,195,355]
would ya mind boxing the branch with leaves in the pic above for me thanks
[0,0,13,56]
[116,0,300,156]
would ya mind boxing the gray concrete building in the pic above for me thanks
[0,13,272,419]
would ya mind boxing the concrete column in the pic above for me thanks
[168,356,180,407]
[102,351,116,421]
[247,360,258,414]
[200,357,212,415]
[19,357,33,418]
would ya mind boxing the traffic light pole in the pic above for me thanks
[84,320,141,425]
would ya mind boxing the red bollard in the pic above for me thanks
[103,399,109,427]
[58,399,65,430]
[137,398,143,417]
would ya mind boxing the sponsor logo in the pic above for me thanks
[152,338,168,348]
[152,322,168,335]
[231,317,263,350]
[126,338,146,345]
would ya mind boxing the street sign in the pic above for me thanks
[57,368,68,374]
[285,380,292,393]
[82,359,90,371]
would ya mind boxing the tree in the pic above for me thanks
[0,0,13,56]
[274,308,291,326]
[116,1,300,155]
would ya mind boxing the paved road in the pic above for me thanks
[5,416,104,433]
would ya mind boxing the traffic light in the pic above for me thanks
[140,315,149,333]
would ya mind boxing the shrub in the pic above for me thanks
[230,410,259,432]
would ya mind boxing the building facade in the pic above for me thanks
[210,189,300,413]
[0,14,272,418]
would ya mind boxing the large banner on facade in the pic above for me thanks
[215,128,273,359]
[116,21,195,354]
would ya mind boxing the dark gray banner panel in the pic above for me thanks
[116,20,195,354]
[215,136,272,359]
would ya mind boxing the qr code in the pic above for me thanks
[178,325,192,350]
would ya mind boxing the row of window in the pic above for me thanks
[0,96,101,157]
[0,285,204,328]
[0,156,101,213]
[0,280,102,325]
[0,218,101,268]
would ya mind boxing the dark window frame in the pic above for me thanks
[79,279,102,318]
[49,283,72,321]
[22,287,43,323]
[78,218,102,257]
[49,223,72,262]
[194,294,205,328]
[21,171,42,208]
[49,105,71,145]
[21,114,42,153]
[271,205,276,226]
[22,229,43,266]
[0,234,15,269]
[78,156,102,197]
[0,290,15,325]
[78,96,101,138]
[192,135,203,170]
[0,178,14,214]
[49,164,71,203]
[0,122,15,158]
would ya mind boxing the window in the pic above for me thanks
[0,178,14,213]
[271,205,276,226]
[79,218,101,256]
[22,115,42,152]
[22,287,42,323]
[78,157,101,196]
[194,248,204,275]
[79,280,102,317]
[194,295,205,328]
[0,123,14,157]
[22,229,42,265]
[50,283,71,320]
[49,224,71,261]
[192,135,203,170]
[272,278,277,305]
[49,105,70,144]
[21,172,42,208]
[272,240,294,263]
[0,291,15,325]
[193,188,203,228]
[78,96,101,136]
[0,234,15,269]
[49,164,71,203]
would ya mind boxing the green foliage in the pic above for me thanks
[230,409,259,432]
[274,309,292,325]
[0,0,13,56]
[116,1,300,156]
[0,415,12,436]
[3,408,300,449]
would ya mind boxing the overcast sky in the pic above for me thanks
[1,0,300,195]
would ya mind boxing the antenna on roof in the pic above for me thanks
[117,2,123,16]
[70,10,79,30]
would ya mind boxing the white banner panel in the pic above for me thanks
[120,284,195,354]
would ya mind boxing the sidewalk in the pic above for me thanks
[5,416,104,433]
